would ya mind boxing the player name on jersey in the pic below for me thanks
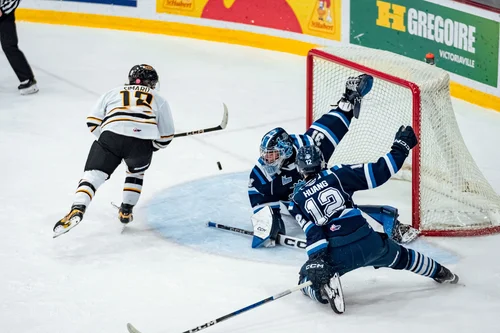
[303,180,329,198]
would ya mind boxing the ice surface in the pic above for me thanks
[0,22,499,333]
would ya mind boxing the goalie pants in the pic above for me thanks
[0,11,35,83]
[73,130,154,208]
[326,224,442,279]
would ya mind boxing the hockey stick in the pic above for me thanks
[173,103,228,138]
[206,221,307,250]
[126,280,312,333]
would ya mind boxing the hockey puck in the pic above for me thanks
[217,161,222,170]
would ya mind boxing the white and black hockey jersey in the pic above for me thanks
[86,85,175,150]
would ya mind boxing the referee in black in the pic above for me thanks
[0,0,38,95]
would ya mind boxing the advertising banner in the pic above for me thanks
[157,0,341,41]
[454,0,500,11]
[351,0,499,87]
[50,0,137,7]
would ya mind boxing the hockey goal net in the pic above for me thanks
[307,46,500,237]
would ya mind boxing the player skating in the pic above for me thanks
[289,131,459,313]
[53,64,175,238]
[248,74,418,248]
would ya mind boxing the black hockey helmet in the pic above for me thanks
[296,145,326,178]
[128,64,159,89]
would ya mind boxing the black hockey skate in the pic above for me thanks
[391,219,420,244]
[320,272,345,314]
[53,204,86,238]
[18,79,39,95]
[433,266,459,284]
[337,74,373,118]
[118,203,134,224]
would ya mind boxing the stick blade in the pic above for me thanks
[127,323,143,333]
[220,103,229,129]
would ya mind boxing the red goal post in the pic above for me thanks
[306,47,500,237]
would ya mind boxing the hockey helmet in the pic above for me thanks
[128,64,159,89]
[296,145,326,178]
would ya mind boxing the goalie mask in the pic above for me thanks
[128,64,159,90]
[259,127,294,176]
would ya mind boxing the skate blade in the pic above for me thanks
[323,274,345,314]
[52,216,81,238]
[127,323,142,333]
[53,229,70,239]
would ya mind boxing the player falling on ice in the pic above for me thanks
[53,64,175,238]
[248,74,419,248]
[289,135,459,313]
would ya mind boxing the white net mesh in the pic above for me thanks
[309,46,500,234]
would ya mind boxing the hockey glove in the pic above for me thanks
[392,125,418,155]
[338,74,374,118]
[300,249,335,291]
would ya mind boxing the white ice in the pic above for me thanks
[1,22,499,333]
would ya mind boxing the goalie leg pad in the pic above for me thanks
[251,206,275,248]
[357,205,398,237]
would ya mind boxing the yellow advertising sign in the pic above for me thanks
[157,0,341,41]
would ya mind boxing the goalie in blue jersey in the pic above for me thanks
[248,74,419,248]
[289,131,459,313]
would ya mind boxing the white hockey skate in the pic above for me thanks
[320,272,345,314]
[18,79,39,95]
[53,204,86,238]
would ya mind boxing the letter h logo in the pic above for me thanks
[376,1,406,32]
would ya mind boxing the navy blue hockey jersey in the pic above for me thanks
[288,145,408,257]
[248,108,353,215]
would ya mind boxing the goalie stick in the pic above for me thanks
[173,103,228,138]
[126,280,312,333]
[206,221,307,250]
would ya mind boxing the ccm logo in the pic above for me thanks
[394,139,410,151]
[306,263,324,269]
[283,237,307,249]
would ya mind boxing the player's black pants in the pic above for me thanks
[0,11,35,83]
[85,130,154,175]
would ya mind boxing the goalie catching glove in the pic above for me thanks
[337,74,373,118]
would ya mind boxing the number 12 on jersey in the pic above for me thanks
[305,188,345,225]
[120,90,153,109]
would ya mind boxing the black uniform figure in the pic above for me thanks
[0,0,38,95]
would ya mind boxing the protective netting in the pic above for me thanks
[308,46,500,235]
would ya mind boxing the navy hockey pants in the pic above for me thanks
[299,225,443,304]
[326,225,440,278]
